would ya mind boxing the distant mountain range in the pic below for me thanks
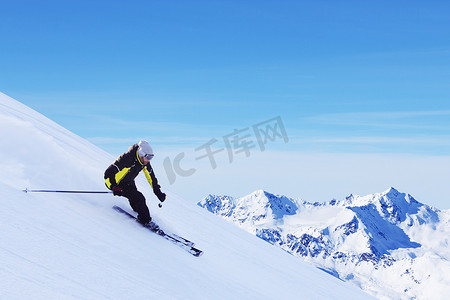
[198,187,450,299]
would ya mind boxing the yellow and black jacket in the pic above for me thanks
[104,144,163,197]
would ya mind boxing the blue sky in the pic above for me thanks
[1,1,450,208]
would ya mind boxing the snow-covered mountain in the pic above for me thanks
[0,92,372,299]
[198,189,450,299]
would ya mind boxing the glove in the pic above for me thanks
[157,192,166,202]
[112,186,123,196]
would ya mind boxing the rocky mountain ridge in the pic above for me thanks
[198,188,450,299]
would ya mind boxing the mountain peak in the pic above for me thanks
[379,187,421,207]
[343,188,439,225]
[384,186,400,195]
[198,190,299,225]
[246,190,299,219]
[198,194,235,216]
[249,189,269,197]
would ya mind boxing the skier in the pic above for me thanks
[104,140,166,226]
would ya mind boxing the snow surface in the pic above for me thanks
[199,189,450,299]
[0,92,372,299]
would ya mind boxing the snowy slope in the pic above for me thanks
[199,189,450,299]
[0,92,372,299]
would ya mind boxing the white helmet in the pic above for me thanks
[138,140,154,160]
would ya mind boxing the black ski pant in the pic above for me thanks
[121,182,151,224]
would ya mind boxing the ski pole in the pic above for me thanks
[23,188,163,207]
[23,188,112,194]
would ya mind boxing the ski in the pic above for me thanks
[171,233,195,248]
[113,206,203,257]
[112,205,194,247]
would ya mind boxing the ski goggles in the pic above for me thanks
[144,153,154,160]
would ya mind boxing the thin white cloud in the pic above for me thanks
[309,109,450,121]
[308,136,450,145]
[306,110,450,131]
